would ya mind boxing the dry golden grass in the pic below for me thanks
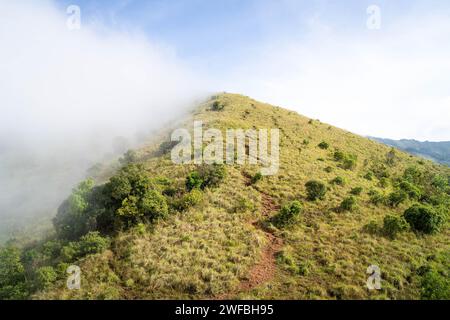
[37,93,449,299]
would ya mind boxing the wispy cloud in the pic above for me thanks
[0,0,204,234]
[222,7,450,141]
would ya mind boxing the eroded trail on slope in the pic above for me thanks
[216,178,283,299]
[239,192,283,291]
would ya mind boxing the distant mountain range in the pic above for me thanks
[370,137,450,166]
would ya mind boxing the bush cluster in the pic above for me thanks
[305,180,327,201]
[273,201,303,228]
[186,164,227,191]
[339,196,357,212]
[383,214,409,238]
[403,204,445,234]
[317,141,329,150]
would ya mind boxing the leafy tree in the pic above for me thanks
[431,174,448,192]
[399,181,422,200]
[119,149,138,166]
[55,164,170,237]
[53,178,95,240]
[198,163,227,189]
[318,141,329,150]
[339,196,357,212]
[364,172,374,181]
[140,189,169,221]
[34,266,57,290]
[0,247,28,299]
[60,232,110,262]
[388,190,408,207]
[371,163,390,179]
[186,171,203,191]
[330,176,345,186]
[273,201,303,228]
[385,148,397,166]
[251,172,263,184]
[369,189,385,206]
[341,154,357,170]
[333,150,345,161]
[77,232,110,256]
[175,189,203,211]
[403,204,445,234]
[305,180,327,201]
[350,187,363,196]
[421,270,450,300]
[383,214,409,239]
[211,101,224,111]
[403,166,423,185]
[185,164,227,191]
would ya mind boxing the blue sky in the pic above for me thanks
[3,0,450,140]
[52,1,443,72]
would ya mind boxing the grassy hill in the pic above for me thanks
[2,93,449,300]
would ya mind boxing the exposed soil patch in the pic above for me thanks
[215,176,283,299]
[238,227,283,292]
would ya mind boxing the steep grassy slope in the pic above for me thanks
[32,93,449,300]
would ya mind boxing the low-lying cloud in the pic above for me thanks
[0,0,204,239]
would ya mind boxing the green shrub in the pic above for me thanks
[364,172,374,181]
[363,220,380,235]
[421,270,450,300]
[211,101,224,111]
[339,196,357,212]
[186,171,203,191]
[77,232,110,256]
[324,166,333,173]
[177,189,203,211]
[273,201,303,228]
[383,214,409,238]
[55,164,172,236]
[60,232,109,262]
[399,181,422,200]
[403,204,445,234]
[198,163,227,189]
[333,150,345,161]
[34,266,57,289]
[162,186,177,197]
[53,178,95,240]
[403,166,423,184]
[330,176,345,186]
[388,190,408,207]
[305,180,327,201]
[431,174,448,191]
[140,189,169,221]
[385,148,397,166]
[251,172,263,184]
[116,195,140,219]
[0,247,28,299]
[318,141,329,150]
[369,189,385,206]
[371,164,390,179]
[60,243,80,262]
[119,150,138,165]
[350,187,363,195]
[341,154,357,170]
[158,140,178,155]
